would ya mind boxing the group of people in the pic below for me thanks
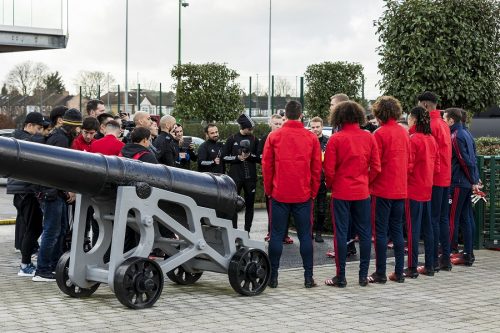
[9,91,479,290]
[262,91,479,289]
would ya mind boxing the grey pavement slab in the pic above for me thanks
[1,188,500,332]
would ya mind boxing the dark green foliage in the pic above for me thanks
[475,137,500,156]
[171,63,244,123]
[376,0,500,113]
[44,71,66,94]
[304,61,366,121]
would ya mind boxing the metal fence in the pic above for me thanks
[474,156,500,249]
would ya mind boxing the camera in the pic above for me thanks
[121,120,135,131]
[238,139,251,155]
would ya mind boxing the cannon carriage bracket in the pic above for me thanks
[57,185,271,309]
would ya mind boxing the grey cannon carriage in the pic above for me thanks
[0,136,271,309]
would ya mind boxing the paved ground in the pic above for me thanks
[1,186,500,332]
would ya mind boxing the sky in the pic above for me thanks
[0,0,386,99]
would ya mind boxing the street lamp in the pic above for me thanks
[178,0,189,69]
[268,0,272,116]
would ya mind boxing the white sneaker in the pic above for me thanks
[32,272,56,282]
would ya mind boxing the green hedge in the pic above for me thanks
[475,137,500,156]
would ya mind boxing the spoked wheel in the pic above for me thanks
[55,252,100,298]
[228,248,270,296]
[114,257,164,309]
[166,266,203,285]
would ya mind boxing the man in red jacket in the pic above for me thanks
[418,91,453,271]
[262,101,322,289]
[71,117,99,152]
[90,120,125,156]
[369,96,410,284]
[323,101,381,288]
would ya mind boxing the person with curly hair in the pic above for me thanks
[368,96,410,284]
[404,106,440,278]
[323,101,381,287]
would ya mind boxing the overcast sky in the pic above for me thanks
[0,0,386,98]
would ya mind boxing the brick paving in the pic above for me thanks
[0,188,500,332]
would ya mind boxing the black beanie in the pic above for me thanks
[237,113,255,129]
[63,108,83,127]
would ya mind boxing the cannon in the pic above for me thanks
[0,136,270,309]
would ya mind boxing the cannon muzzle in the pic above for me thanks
[0,136,243,216]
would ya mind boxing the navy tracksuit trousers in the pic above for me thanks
[372,196,405,276]
[431,186,451,266]
[331,198,371,279]
[269,199,314,279]
[449,186,473,255]
[405,199,434,270]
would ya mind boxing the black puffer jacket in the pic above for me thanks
[6,129,45,194]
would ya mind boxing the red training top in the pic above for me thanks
[262,120,322,203]
[324,123,381,201]
[370,119,410,199]
[429,110,452,187]
[407,129,440,201]
[71,134,94,152]
[90,134,125,156]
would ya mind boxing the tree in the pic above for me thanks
[44,71,66,94]
[171,62,244,123]
[6,61,48,96]
[274,77,293,97]
[375,0,500,114]
[1,83,7,95]
[304,61,365,120]
[74,71,116,99]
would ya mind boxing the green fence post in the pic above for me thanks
[271,75,274,113]
[79,86,82,111]
[489,157,497,245]
[474,156,485,249]
[97,85,100,100]
[137,83,141,112]
[117,85,121,113]
[159,83,163,117]
[300,76,304,109]
[248,76,252,117]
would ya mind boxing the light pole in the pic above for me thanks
[125,0,129,114]
[267,0,272,116]
[177,0,189,88]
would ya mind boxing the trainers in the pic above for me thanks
[388,272,405,283]
[326,249,335,258]
[451,254,473,266]
[32,272,56,282]
[347,242,357,256]
[264,233,270,242]
[283,236,294,244]
[403,267,419,279]
[268,275,278,288]
[18,263,37,277]
[304,277,317,288]
[417,266,435,276]
[325,276,347,288]
[314,233,324,243]
[359,277,368,287]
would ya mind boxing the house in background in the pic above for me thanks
[99,90,175,116]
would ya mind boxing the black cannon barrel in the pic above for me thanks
[0,136,243,216]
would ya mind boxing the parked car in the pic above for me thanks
[0,129,15,137]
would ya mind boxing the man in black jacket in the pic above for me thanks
[223,114,260,232]
[33,108,82,282]
[7,112,46,276]
[120,127,158,164]
[153,115,178,167]
[198,123,224,173]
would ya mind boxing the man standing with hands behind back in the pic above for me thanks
[262,101,322,289]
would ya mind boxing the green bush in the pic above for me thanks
[475,137,500,156]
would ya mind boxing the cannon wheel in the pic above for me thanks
[166,266,203,285]
[228,248,270,296]
[56,252,100,298]
[114,257,164,309]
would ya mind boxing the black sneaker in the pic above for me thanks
[368,272,387,284]
[304,277,317,288]
[325,276,347,288]
[403,267,419,279]
[314,233,324,243]
[359,277,368,287]
[268,275,278,288]
[439,258,453,271]
[32,271,56,282]
[347,242,357,256]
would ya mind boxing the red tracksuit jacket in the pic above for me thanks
[407,129,440,201]
[324,123,381,201]
[90,134,125,156]
[370,119,410,199]
[430,110,452,187]
[71,134,94,152]
[262,120,322,203]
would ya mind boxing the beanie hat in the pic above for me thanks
[24,112,47,126]
[237,113,255,129]
[63,108,83,127]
